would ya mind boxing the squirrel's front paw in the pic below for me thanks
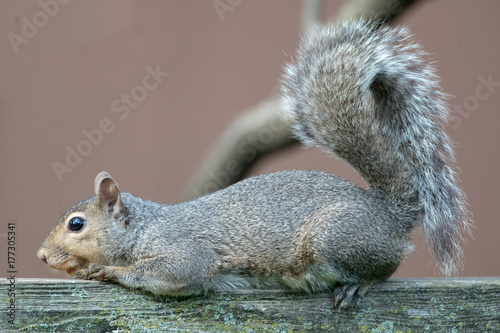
[74,263,116,282]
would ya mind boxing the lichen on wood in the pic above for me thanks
[1,278,499,332]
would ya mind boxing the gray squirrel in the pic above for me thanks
[37,19,470,308]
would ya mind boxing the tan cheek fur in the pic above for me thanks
[38,212,107,274]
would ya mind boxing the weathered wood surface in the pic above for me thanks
[1,278,499,332]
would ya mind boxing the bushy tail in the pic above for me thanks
[281,19,470,275]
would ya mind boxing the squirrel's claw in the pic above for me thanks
[74,263,114,282]
[333,284,370,309]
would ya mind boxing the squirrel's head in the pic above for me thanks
[37,172,127,275]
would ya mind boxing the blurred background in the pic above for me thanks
[0,0,499,279]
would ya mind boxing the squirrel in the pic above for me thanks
[37,19,470,308]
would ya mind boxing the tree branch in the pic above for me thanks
[182,0,420,200]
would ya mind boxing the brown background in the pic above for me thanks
[1,1,499,280]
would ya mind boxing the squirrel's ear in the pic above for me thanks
[95,172,123,218]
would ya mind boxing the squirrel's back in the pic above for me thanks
[282,19,470,275]
[126,169,412,285]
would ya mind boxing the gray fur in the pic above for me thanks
[282,19,470,275]
[38,20,470,308]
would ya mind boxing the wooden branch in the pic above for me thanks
[2,278,498,332]
[182,0,421,200]
[302,0,324,34]
[182,99,296,200]
[336,0,418,22]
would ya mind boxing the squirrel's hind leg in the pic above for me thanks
[332,283,371,309]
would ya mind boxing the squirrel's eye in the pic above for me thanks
[68,217,86,232]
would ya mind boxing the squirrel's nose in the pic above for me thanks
[37,248,48,263]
